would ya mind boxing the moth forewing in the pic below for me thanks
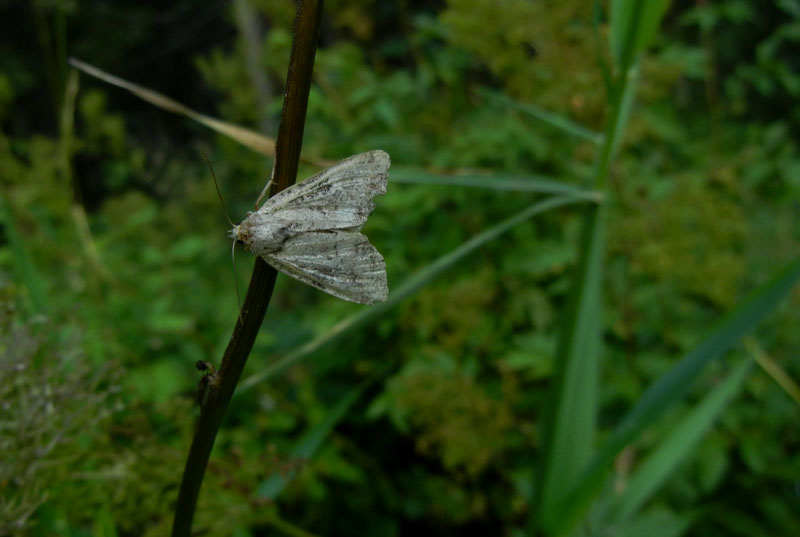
[232,150,390,304]
[264,231,388,304]
[257,149,389,231]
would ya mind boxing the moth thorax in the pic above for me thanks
[250,223,294,253]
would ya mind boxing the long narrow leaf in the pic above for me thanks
[592,0,614,94]
[593,48,642,190]
[238,195,588,392]
[553,255,800,533]
[476,88,602,144]
[609,0,668,74]
[533,7,643,530]
[390,167,602,201]
[535,204,604,527]
[634,1,670,57]
[68,57,278,157]
[608,70,640,162]
[608,358,752,522]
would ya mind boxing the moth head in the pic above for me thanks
[230,224,249,244]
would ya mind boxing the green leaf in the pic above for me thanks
[609,0,669,73]
[551,255,800,534]
[608,358,752,522]
[389,167,602,201]
[475,88,603,144]
[534,204,605,527]
[608,72,639,161]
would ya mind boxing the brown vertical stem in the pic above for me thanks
[170,2,324,535]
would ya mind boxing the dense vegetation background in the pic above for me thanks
[1,1,799,536]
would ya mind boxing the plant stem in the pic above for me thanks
[170,2,324,535]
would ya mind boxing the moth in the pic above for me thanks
[230,150,390,304]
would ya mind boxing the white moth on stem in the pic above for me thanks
[231,150,390,304]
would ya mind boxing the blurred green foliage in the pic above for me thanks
[1,0,799,536]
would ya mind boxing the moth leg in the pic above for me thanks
[195,360,220,411]
[254,165,276,209]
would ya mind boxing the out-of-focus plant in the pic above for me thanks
[0,304,120,534]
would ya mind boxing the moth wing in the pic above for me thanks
[258,150,389,232]
[262,231,388,304]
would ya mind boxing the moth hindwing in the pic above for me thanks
[231,150,390,304]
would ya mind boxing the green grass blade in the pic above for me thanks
[475,88,603,144]
[255,367,388,499]
[610,0,668,73]
[390,167,603,201]
[592,0,614,94]
[552,255,800,533]
[591,51,641,192]
[609,69,639,161]
[535,204,604,528]
[609,358,752,522]
[238,195,588,392]
[635,1,670,53]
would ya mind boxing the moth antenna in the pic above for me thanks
[231,238,243,324]
[203,152,235,227]
[202,152,243,323]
